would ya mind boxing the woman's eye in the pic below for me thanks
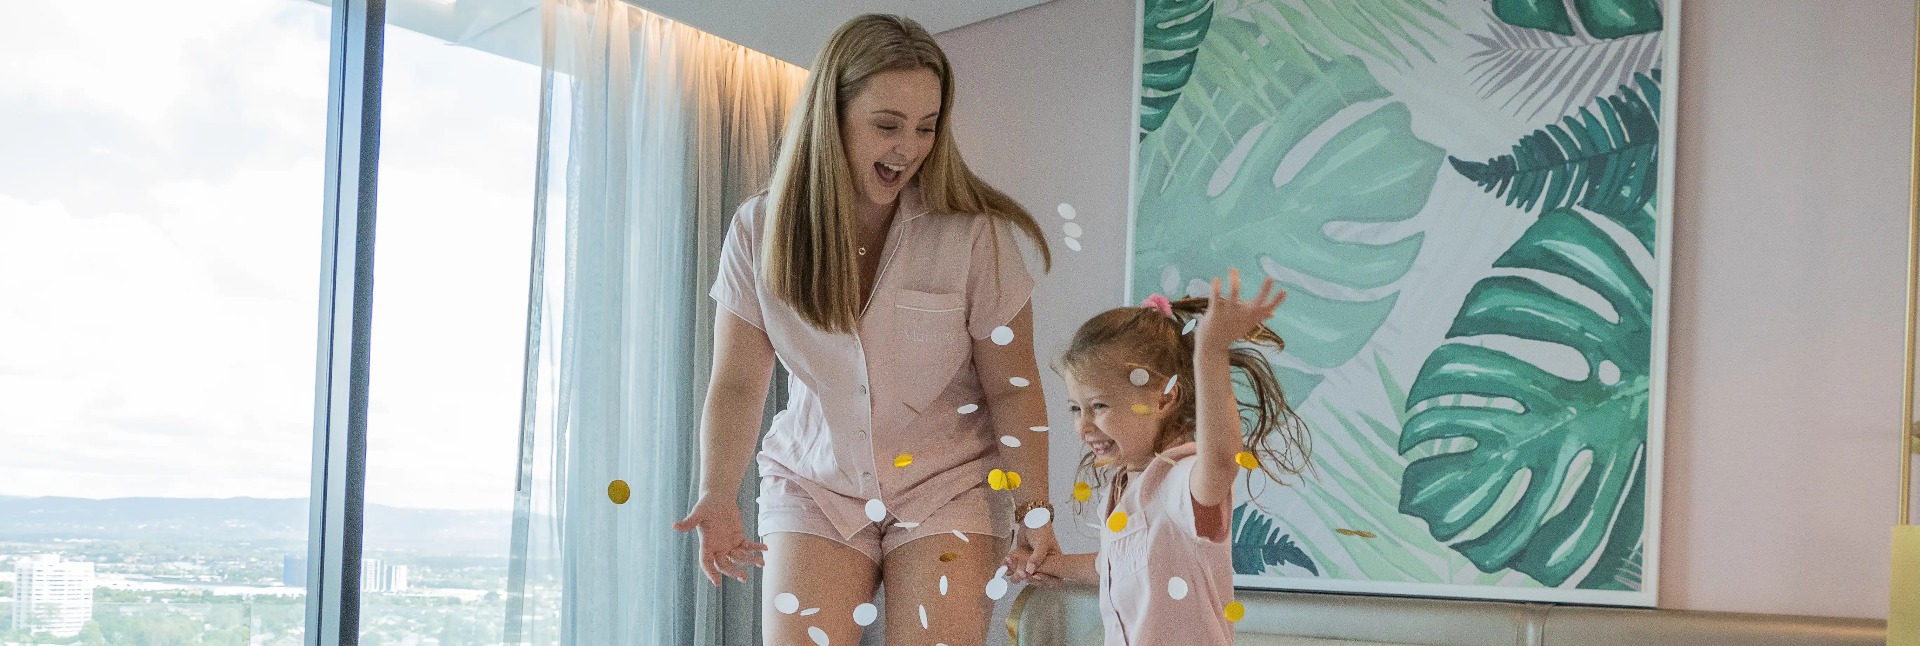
[876,124,899,132]
[917,127,935,135]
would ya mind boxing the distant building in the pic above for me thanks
[360,558,409,593]
[12,554,94,637]
[283,554,307,588]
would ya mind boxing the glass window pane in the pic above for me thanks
[0,1,333,643]
[360,2,541,643]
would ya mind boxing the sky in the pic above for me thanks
[0,0,541,511]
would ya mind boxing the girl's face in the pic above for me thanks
[1064,365,1177,472]
[839,68,942,210]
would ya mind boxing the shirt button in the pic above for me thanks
[856,384,868,395]
[857,428,868,439]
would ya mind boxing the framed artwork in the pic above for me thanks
[1127,0,1677,606]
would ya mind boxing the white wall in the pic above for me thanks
[939,0,1915,621]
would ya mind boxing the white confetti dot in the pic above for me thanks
[1063,222,1084,238]
[940,575,950,595]
[1057,203,1076,220]
[1164,374,1178,395]
[1001,435,1022,448]
[1023,506,1052,529]
[954,530,971,543]
[865,499,887,523]
[801,607,820,616]
[996,565,1010,579]
[853,603,879,626]
[1009,376,1031,388]
[986,577,1009,600]
[1064,236,1083,252]
[991,326,1015,346]
[1168,576,1189,600]
[957,403,980,415]
[1129,368,1150,386]
[919,604,929,629]
[1598,360,1621,385]
[1029,426,1049,433]
[1182,318,1197,335]
[894,521,921,529]
[808,626,830,645]
[775,592,799,614]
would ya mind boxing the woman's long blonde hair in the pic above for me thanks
[761,14,1051,333]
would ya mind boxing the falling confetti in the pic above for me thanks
[1164,375,1178,395]
[1009,376,1031,388]
[1225,601,1246,622]
[808,626,830,646]
[939,575,950,595]
[1029,425,1049,433]
[986,577,1010,600]
[895,454,914,468]
[1057,203,1076,220]
[1182,319,1197,335]
[988,469,1008,490]
[1064,236,1083,252]
[1073,482,1092,502]
[918,604,929,629]
[996,565,1010,579]
[853,603,878,626]
[1023,506,1052,529]
[1131,403,1152,415]
[775,592,799,614]
[801,608,820,616]
[1129,368,1150,386]
[1168,577,1189,600]
[1107,511,1130,533]
[958,403,980,415]
[1235,451,1259,470]
[865,499,888,523]
[1335,528,1379,538]
[953,530,970,542]
[991,326,1015,346]
[1001,435,1022,448]
[1007,471,1022,489]
[607,480,630,505]
[895,521,921,529]
[1063,222,1084,238]
[939,552,959,562]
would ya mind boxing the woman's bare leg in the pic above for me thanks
[881,533,1008,646]
[763,532,882,645]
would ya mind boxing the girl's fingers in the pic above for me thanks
[1229,267,1241,298]
[1254,277,1275,305]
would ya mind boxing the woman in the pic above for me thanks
[671,14,1060,646]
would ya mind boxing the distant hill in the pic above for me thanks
[0,497,511,555]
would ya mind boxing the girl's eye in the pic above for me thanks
[1091,403,1108,411]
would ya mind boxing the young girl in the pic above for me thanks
[1008,269,1310,645]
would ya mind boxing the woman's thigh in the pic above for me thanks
[764,532,882,645]
[880,532,1009,646]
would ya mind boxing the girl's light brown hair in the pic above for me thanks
[1058,297,1311,503]
[761,14,1051,332]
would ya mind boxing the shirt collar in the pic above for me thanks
[898,182,933,222]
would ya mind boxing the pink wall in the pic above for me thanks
[940,0,1915,620]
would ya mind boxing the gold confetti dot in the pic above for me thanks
[1107,511,1129,533]
[1006,471,1022,490]
[939,552,959,562]
[1335,528,1357,536]
[894,454,914,468]
[988,469,1008,491]
[1235,451,1259,470]
[1131,403,1152,415]
[1225,601,1246,622]
[607,480,630,505]
[1336,528,1378,539]
[1073,482,1092,502]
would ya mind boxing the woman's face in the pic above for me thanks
[839,67,942,210]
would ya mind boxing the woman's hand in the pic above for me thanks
[1005,521,1061,582]
[1195,268,1286,352]
[672,495,767,586]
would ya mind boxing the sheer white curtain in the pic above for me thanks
[504,2,805,643]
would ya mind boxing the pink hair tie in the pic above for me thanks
[1141,294,1173,318]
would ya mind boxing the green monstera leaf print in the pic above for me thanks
[1232,503,1318,576]
[1399,205,1654,587]
[1493,0,1662,39]
[1139,0,1215,137]
[1134,18,1443,400]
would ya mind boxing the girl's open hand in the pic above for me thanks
[1195,268,1286,351]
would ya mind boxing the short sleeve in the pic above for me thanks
[710,196,766,330]
[1161,457,1230,544]
[965,216,1037,340]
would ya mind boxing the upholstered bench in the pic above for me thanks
[1006,584,1887,646]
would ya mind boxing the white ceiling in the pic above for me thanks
[629,0,1060,67]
